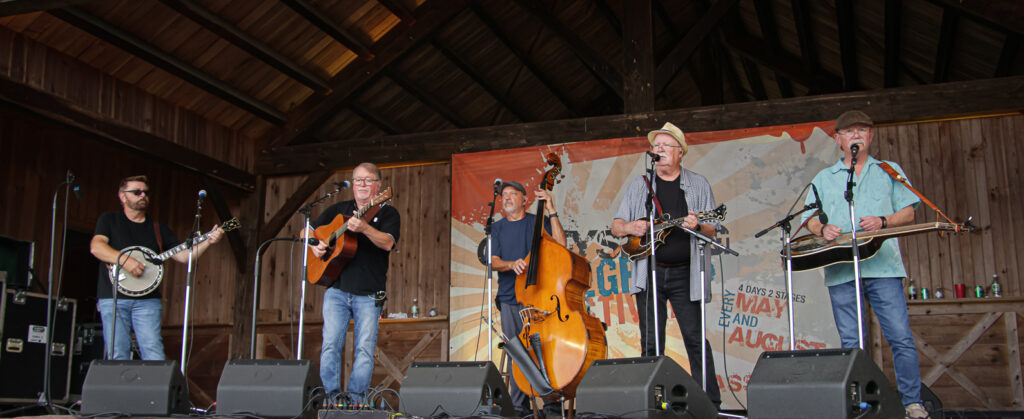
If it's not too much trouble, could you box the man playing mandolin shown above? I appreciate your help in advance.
[803,110,928,419]
[490,180,565,417]
[90,175,224,360]
[308,162,400,404]
[610,122,722,409]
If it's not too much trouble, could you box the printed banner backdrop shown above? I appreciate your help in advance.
[450,121,844,408]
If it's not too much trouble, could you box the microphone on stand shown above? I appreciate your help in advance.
[334,180,351,189]
[493,178,503,195]
[646,151,662,161]
[69,171,83,198]
[812,184,828,225]
[197,189,207,206]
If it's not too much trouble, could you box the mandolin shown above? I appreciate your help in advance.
[620,204,727,261]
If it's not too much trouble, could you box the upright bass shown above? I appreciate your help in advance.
[510,153,607,402]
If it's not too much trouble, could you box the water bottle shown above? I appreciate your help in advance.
[907,278,917,300]
[411,298,420,318]
[992,274,1002,298]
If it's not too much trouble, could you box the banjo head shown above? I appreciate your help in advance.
[111,246,164,296]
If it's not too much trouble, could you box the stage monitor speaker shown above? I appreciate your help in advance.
[747,348,903,419]
[80,360,189,416]
[575,356,717,419]
[400,361,514,417]
[216,359,317,419]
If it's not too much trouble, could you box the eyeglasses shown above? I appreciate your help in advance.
[123,189,150,196]
[837,127,870,136]
[353,178,380,185]
[651,143,681,150]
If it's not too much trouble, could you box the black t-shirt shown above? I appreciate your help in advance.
[655,175,690,265]
[94,211,180,299]
[312,200,401,295]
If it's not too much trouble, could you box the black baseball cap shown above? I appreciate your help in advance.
[500,181,526,195]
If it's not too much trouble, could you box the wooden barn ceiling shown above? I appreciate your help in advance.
[1,0,1022,176]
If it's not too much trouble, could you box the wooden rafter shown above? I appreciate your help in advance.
[350,103,404,135]
[378,0,416,25]
[0,74,256,191]
[995,33,1021,77]
[49,6,288,125]
[724,31,843,93]
[159,0,330,92]
[753,0,793,97]
[835,0,860,91]
[654,0,739,96]
[383,67,469,128]
[0,0,95,17]
[884,0,902,87]
[621,0,654,114]
[264,1,466,149]
[929,0,1024,37]
[514,0,624,98]
[933,6,959,83]
[741,58,767,100]
[593,0,621,38]
[470,3,580,117]
[280,0,375,60]
[256,75,1024,175]
[430,39,530,122]
[790,0,821,91]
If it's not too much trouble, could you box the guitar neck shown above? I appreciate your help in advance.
[154,229,217,261]
[837,222,958,242]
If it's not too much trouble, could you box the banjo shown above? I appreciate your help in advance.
[107,218,239,296]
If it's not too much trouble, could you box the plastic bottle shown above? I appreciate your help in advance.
[907,278,917,300]
[411,298,420,318]
[991,274,1002,298]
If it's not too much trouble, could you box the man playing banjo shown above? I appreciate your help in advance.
[90,175,223,360]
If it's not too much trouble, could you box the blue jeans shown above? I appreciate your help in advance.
[828,277,921,406]
[321,288,382,395]
[97,298,165,360]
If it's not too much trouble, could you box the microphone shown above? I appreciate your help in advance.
[334,180,351,189]
[197,189,207,206]
[68,171,82,199]
[850,144,860,156]
[493,178,503,195]
[812,184,828,225]
[646,150,662,161]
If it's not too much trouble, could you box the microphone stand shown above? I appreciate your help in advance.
[251,237,312,359]
[297,183,343,360]
[660,219,738,393]
[108,248,133,360]
[41,170,75,410]
[179,195,203,374]
[482,189,499,362]
[845,149,866,349]
[644,157,660,356]
[755,195,819,350]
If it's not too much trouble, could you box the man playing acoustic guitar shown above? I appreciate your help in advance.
[90,175,224,360]
[803,110,928,419]
[308,162,400,404]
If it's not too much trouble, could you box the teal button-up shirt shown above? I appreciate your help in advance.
[803,156,921,286]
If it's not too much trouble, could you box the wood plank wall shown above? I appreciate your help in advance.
[257,164,452,323]
[873,114,1022,298]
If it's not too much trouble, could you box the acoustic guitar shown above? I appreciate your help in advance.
[620,204,727,261]
[306,187,392,286]
[786,219,973,272]
[107,218,240,296]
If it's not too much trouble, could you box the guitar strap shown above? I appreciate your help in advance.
[152,218,164,252]
[641,175,665,216]
[877,162,956,224]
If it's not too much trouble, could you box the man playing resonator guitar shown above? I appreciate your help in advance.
[89,175,224,360]
[802,110,929,419]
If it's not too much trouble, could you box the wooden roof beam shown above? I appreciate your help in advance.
[790,0,821,92]
[255,75,1024,175]
[654,0,739,96]
[884,0,902,88]
[933,6,959,83]
[264,1,466,149]
[0,0,95,16]
[378,0,416,26]
[350,103,405,135]
[741,58,768,101]
[0,74,256,191]
[514,0,624,98]
[621,0,654,114]
[159,0,330,92]
[835,0,860,91]
[928,0,1023,36]
[430,39,531,122]
[753,0,793,97]
[594,0,622,38]
[723,31,844,93]
[469,4,580,117]
[50,6,288,125]
[383,67,470,128]
[280,0,375,60]
[995,33,1021,77]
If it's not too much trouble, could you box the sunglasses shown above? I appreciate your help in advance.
[123,189,150,196]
